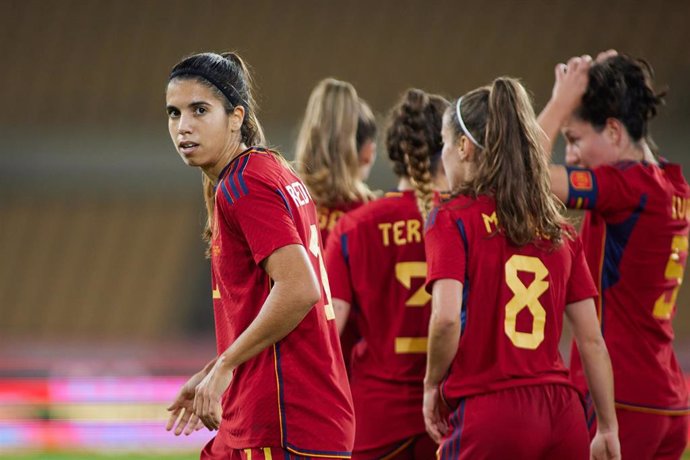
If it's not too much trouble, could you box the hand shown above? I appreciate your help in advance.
[423,383,449,444]
[590,430,620,460]
[595,49,618,63]
[549,54,593,115]
[193,358,234,430]
[166,372,206,436]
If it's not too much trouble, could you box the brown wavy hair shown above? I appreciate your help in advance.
[448,77,567,247]
[385,89,448,219]
[295,78,376,207]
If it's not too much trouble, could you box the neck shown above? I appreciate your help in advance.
[397,175,446,192]
[618,138,657,165]
[204,142,248,183]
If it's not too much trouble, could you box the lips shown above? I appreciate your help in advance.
[178,141,199,156]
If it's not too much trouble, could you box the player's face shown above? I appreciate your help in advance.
[561,116,618,168]
[441,112,464,189]
[166,79,235,170]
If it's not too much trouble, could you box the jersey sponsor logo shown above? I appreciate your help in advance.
[569,170,593,191]
[285,181,311,207]
[378,219,422,247]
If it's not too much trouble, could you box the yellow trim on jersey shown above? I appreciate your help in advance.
[380,437,414,460]
[395,337,428,353]
[244,449,252,460]
[285,446,352,459]
[597,227,606,322]
[384,192,404,198]
[263,447,273,460]
[615,402,690,415]
[273,344,284,445]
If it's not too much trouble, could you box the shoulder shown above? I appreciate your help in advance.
[217,148,293,207]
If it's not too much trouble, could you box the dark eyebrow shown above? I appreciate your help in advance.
[189,101,211,108]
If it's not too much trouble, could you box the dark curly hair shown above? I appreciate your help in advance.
[385,89,448,219]
[576,54,665,142]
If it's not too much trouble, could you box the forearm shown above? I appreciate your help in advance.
[578,339,617,432]
[424,315,460,387]
[537,99,570,160]
[333,298,351,335]
[216,281,316,372]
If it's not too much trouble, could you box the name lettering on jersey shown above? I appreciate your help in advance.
[482,212,499,234]
[672,196,690,221]
[285,181,311,208]
[319,208,344,231]
[379,219,422,247]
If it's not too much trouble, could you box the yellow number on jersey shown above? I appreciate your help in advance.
[504,255,549,350]
[308,224,335,320]
[653,235,688,319]
[393,261,430,353]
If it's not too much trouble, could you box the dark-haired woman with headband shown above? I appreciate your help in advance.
[164,52,354,460]
[325,89,448,459]
[423,77,619,459]
[539,52,689,459]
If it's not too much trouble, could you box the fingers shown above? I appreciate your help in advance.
[183,413,201,436]
[174,406,194,436]
[165,407,181,431]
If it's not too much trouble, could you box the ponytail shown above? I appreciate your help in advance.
[450,77,566,246]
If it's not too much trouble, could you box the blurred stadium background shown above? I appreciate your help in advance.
[1,0,689,457]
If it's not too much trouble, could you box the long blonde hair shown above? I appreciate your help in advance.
[449,77,567,246]
[295,78,376,207]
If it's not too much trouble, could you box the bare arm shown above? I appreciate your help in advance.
[193,244,322,429]
[217,244,321,368]
[565,298,620,459]
[423,279,463,443]
[333,298,351,335]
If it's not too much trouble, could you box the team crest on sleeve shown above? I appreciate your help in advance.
[569,170,593,191]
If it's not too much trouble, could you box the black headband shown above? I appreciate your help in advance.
[169,68,244,107]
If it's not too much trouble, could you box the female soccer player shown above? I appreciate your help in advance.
[295,78,377,371]
[295,78,377,243]
[325,89,448,459]
[423,77,620,459]
[163,52,354,460]
[539,52,690,459]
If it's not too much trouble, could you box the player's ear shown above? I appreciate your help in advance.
[603,117,625,147]
[229,105,245,132]
[458,136,474,162]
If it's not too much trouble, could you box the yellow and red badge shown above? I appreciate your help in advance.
[569,170,593,191]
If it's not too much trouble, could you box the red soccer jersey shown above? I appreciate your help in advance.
[565,161,690,415]
[318,201,363,244]
[318,201,364,372]
[210,148,354,457]
[424,195,598,402]
[325,191,432,451]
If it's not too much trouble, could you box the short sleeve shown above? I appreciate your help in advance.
[424,207,468,293]
[565,165,643,214]
[324,217,354,304]
[566,234,598,304]
[218,166,302,265]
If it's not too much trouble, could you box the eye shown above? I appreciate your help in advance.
[194,106,207,115]
[167,108,180,119]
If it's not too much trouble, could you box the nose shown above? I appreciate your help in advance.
[565,146,580,166]
[177,113,193,134]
